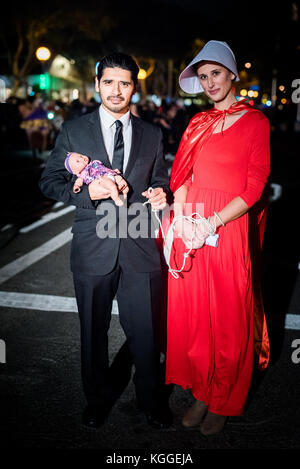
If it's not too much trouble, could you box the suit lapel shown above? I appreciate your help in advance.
[87,109,112,169]
[124,114,143,178]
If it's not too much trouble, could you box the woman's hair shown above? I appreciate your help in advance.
[96,53,139,88]
[193,61,237,81]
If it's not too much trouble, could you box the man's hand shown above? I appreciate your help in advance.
[88,179,112,200]
[142,187,167,210]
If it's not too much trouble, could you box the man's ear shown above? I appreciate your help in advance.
[95,77,99,92]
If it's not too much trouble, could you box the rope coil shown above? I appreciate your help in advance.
[143,188,224,278]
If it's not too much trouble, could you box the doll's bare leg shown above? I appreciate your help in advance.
[101,176,124,206]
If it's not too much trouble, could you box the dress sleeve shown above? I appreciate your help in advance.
[239,114,271,208]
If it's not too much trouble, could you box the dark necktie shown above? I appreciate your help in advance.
[112,120,124,172]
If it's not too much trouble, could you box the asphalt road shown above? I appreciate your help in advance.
[0,146,300,453]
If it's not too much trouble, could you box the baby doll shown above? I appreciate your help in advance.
[64,152,126,206]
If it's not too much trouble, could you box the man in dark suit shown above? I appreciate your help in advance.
[39,53,172,429]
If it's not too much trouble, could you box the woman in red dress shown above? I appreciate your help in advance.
[166,40,271,435]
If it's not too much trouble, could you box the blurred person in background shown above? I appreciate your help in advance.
[19,96,52,157]
[139,99,158,123]
[129,102,140,117]
[154,103,188,155]
[65,98,85,120]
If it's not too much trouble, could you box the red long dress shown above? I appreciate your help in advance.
[166,110,270,416]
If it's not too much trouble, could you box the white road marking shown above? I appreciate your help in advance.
[53,202,65,209]
[0,228,72,284]
[0,292,299,328]
[0,291,119,314]
[285,314,300,330]
[1,224,14,232]
[19,206,75,233]
[0,216,299,329]
[269,183,282,202]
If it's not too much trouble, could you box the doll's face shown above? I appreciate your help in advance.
[67,152,89,174]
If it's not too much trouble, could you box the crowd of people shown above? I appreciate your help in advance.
[2,91,296,164]
[2,94,205,158]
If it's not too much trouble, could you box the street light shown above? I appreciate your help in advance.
[137,60,155,99]
[36,46,51,61]
[138,68,147,80]
[35,47,51,95]
[138,68,148,99]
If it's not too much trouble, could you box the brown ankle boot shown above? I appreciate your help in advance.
[200,410,227,435]
[182,400,208,428]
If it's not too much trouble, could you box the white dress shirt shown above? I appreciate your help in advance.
[99,105,132,173]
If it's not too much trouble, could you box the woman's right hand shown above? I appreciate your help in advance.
[174,219,200,249]
[174,218,208,249]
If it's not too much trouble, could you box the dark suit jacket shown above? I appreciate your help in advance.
[39,109,171,275]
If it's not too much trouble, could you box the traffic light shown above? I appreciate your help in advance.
[39,74,50,90]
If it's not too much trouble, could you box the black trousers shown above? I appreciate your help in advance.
[73,247,163,411]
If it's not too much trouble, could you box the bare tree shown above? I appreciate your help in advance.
[61,9,115,100]
[1,5,115,97]
[10,14,60,95]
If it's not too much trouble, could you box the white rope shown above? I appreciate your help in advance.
[143,188,224,279]
[157,213,194,278]
[158,213,213,278]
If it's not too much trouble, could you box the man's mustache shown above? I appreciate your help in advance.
[108,96,125,101]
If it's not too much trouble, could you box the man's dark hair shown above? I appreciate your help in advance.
[97,53,139,87]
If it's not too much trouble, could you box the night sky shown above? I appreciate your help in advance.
[2,0,299,87]
[102,0,297,59]
[83,0,299,83]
